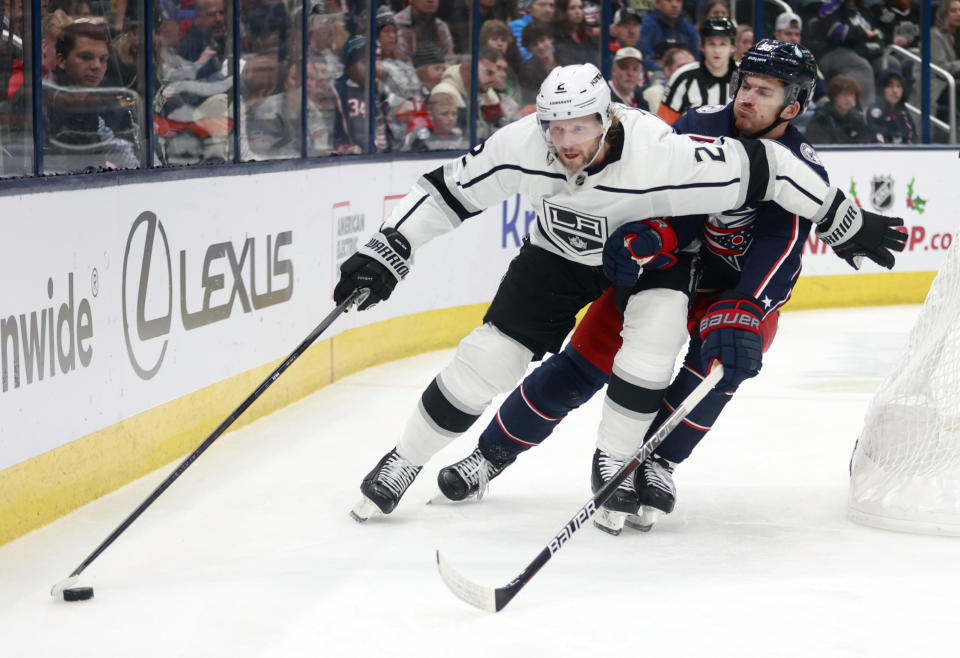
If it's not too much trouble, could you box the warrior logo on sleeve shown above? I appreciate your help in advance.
[541,201,607,257]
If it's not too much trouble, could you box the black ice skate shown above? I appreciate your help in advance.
[625,454,676,532]
[591,447,641,536]
[350,448,422,522]
[437,447,512,501]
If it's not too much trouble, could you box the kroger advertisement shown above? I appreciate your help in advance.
[0,148,955,471]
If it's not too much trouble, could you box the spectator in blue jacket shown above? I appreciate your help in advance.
[638,0,700,75]
[510,0,556,60]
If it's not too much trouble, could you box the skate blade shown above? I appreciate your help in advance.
[593,507,626,536]
[625,507,661,532]
[350,496,381,523]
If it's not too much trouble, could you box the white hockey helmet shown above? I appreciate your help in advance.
[536,64,612,154]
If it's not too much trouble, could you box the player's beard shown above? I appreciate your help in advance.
[557,138,602,171]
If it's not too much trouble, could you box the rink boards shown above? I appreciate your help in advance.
[0,148,955,545]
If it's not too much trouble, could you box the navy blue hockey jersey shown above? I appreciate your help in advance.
[673,103,829,317]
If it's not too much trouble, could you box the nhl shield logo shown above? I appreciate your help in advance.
[543,201,606,257]
[871,175,895,211]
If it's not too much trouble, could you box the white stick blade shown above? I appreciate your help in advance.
[435,550,496,612]
[50,576,79,597]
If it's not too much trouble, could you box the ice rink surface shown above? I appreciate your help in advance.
[3,304,959,658]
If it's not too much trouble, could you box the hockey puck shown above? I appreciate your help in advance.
[62,586,94,602]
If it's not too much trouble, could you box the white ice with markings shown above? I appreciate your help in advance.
[2,305,958,658]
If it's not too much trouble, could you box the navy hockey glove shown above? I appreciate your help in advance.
[602,218,678,287]
[699,294,764,392]
[333,227,412,311]
[814,188,907,270]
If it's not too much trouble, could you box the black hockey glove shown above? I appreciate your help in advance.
[814,188,907,270]
[699,294,764,392]
[602,218,678,287]
[333,227,412,311]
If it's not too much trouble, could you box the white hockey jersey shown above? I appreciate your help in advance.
[384,106,833,267]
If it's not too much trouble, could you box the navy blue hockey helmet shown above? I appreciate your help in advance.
[731,38,818,112]
[699,17,736,42]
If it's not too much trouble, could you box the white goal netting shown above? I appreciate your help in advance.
[848,234,960,536]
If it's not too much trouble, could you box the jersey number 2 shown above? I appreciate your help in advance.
[694,146,725,163]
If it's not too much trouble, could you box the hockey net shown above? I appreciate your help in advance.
[848,234,960,535]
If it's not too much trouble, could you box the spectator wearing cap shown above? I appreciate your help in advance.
[332,35,382,153]
[553,0,599,66]
[607,46,648,109]
[518,20,556,102]
[656,16,735,123]
[430,45,506,139]
[510,0,556,60]
[378,6,424,146]
[610,7,642,52]
[642,39,695,111]
[638,0,700,74]
[395,0,455,64]
[865,68,915,144]
[413,45,447,97]
[805,73,868,144]
[773,11,802,44]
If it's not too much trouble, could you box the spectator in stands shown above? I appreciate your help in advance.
[553,0,598,66]
[519,19,556,102]
[510,0,555,60]
[805,73,868,143]
[910,0,960,122]
[773,11,802,44]
[813,0,883,107]
[734,24,753,64]
[480,19,523,80]
[404,90,468,151]
[246,58,333,158]
[642,38,694,111]
[438,0,472,53]
[179,0,226,80]
[871,0,920,50]
[609,7,642,52]
[378,4,422,144]
[395,0,455,63]
[638,0,700,75]
[413,45,446,96]
[44,21,139,171]
[583,2,601,43]
[332,35,377,153]
[697,0,730,26]
[479,0,521,23]
[607,46,648,108]
[866,68,915,144]
[430,45,504,138]
[656,16,735,123]
[309,13,346,80]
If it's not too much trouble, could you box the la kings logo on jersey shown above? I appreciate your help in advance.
[543,200,606,256]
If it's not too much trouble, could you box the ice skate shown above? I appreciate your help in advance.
[625,454,676,531]
[437,447,511,501]
[350,448,422,522]
[590,448,640,536]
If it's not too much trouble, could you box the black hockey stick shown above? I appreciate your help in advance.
[436,364,723,612]
[51,288,368,598]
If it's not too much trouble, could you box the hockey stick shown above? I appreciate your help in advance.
[436,364,723,612]
[51,288,368,598]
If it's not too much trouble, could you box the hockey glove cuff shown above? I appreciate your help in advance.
[333,227,412,311]
[813,187,907,270]
[699,293,764,392]
[603,219,678,287]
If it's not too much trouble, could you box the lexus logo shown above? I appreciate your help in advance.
[122,211,173,380]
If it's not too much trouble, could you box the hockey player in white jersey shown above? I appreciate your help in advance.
[338,63,906,521]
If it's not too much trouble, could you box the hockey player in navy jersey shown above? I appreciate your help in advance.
[435,41,846,534]
[336,59,906,522]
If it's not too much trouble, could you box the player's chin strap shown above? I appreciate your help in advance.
[740,109,791,139]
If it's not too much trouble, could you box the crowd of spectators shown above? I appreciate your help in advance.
[1,0,960,177]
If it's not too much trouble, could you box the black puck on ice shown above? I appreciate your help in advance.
[63,586,94,602]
